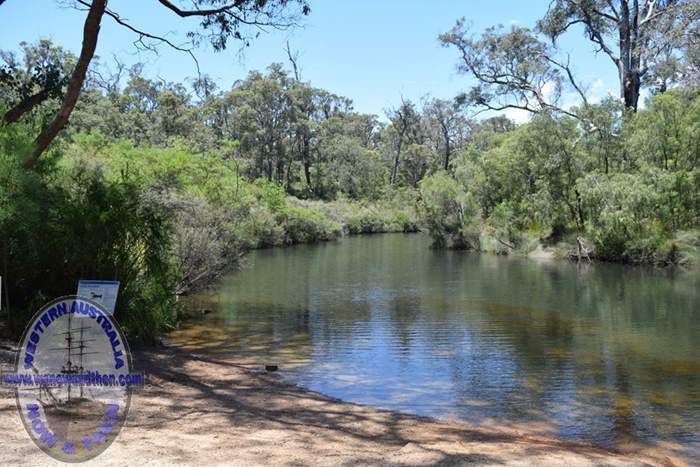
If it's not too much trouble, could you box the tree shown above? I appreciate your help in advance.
[228,65,290,183]
[440,23,588,119]
[400,143,434,187]
[538,0,700,110]
[386,99,422,184]
[286,81,350,194]
[422,97,470,171]
[441,2,700,115]
[418,171,478,249]
[1,0,310,169]
[20,0,107,169]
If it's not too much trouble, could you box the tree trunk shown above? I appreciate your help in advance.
[3,89,51,124]
[618,0,641,111]
[266,156,273,181]
[443,125,451,171]
[621,71,640,111]
[3,240,10,332]
[302,135,312,190]
[23,0,107,169]
[390,138,403,184]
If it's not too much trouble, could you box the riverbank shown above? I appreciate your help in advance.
[0,341,687,466]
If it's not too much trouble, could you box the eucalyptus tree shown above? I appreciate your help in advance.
[228,64,291,183]
[286,81,350,194]
[538,0,700,110]
[422,97,471,171]
[440,1,700,117]
[385,99,423,184]
[440,23,590,119]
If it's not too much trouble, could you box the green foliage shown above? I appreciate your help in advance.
[277,203,341,244]
[294,191,419,236]
[0,124,176,342]
[3,30,700,351]
[418,171,478,249]
[1,40,75,124]
[320,136,387,200]
[239,205,285,248]
[421,90,700,264]
[577,172,667,261]
[252,178,289,213]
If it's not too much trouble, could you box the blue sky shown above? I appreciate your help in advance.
[0,0,619,120]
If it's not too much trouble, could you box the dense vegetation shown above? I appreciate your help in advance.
[0,42,425,340]
[1,0,699,341]
[418,93,700,264]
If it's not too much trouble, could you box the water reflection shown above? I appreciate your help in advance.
[170,234,700,459]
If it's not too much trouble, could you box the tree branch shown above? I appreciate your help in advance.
[3,88,51,124]
[77,0,201,76]
[23,0,106,169]
[285,40,301,81]
[605,0,620,18]
[470,100,580,121]
[156,0,301,27]
[591,7,620,22]
[543,53,589,106]
[581,9,621,65]
[156,0,245,17]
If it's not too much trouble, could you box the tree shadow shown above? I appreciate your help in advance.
[121,344,664,466]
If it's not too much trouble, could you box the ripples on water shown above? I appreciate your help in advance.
[170,234,700,460]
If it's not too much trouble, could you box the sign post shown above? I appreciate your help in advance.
[76,280,120,315]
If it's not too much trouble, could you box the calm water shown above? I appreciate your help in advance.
[171,234,700,458]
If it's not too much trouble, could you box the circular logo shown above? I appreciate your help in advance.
[6,296,139,462]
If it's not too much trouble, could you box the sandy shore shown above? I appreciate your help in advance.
[0,342,687,466]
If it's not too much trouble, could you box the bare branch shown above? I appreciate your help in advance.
[76,0,201,77]
[605,0,620,18]
[157,0,304,28]
[639,0,670,26]
[543,53,589,106]
[285,40,301,81]
[591,7,620,22]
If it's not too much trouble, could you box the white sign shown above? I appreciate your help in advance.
[77,280,120,315]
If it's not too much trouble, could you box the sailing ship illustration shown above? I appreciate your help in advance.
[25,311,108,440]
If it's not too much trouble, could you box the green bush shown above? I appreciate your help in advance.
[277,204,341,244]
[345,207,386,234]
[577,172,669,261]
[418,171,479,248]
[239,204,285,248]
[0,130,177,342]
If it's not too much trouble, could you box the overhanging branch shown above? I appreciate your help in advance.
[76,0,201,76]
[24,0,107,169]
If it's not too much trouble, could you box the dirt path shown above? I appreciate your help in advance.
[0,343,686,466]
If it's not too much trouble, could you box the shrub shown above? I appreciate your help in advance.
[0,150,177,342]
[239,204,285,248]
[577,172,669,261]
[418,171,479,248]
[345,207,386,234]
[142,186,244,295]
[277,204,341,244]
